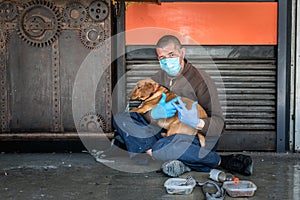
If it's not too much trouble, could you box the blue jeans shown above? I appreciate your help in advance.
[113,112,221,172]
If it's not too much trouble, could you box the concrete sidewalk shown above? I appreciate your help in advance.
[0,152,299,200]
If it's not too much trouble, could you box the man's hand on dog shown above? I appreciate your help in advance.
[172,97,201,128]
[151,93,179,119]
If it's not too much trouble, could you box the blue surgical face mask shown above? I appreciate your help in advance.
[159,57,181,76]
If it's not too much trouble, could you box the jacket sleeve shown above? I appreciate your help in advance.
[195,71,225,137]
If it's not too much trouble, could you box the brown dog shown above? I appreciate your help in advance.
[129,78,207,147]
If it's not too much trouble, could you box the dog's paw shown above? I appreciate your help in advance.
[161,132,167,137]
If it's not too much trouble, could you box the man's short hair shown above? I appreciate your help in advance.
[156,35,182,50]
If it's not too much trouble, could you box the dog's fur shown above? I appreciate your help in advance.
[129,78,207,147]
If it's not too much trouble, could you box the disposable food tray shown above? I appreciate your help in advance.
[164,178,196,195]
[223,180,257,197]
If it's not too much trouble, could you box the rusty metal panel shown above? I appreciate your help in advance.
[0,0,112,137]
[59,30,90,132]
[8,31,53,132]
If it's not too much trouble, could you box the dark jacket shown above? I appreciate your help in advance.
[151,60,225,137]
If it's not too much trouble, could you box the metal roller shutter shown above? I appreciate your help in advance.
[125,46,276,151]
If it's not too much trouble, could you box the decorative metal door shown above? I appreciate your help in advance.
[0,0,112,139]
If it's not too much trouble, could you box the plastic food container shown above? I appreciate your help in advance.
[223,180,257,197]
[164,178,196,195]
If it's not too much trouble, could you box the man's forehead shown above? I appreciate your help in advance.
[157,43,178,53]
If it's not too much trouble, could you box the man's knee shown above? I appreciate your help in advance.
[112,112,132,130]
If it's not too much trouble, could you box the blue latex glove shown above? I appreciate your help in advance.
[151,93,179,119]
[172,97,201,128]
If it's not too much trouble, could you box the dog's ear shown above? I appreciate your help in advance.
[129,80,148,100]
[143,82,155,92]
[146,79,160,90]
[143,80,160,96]
[136,81,154,100]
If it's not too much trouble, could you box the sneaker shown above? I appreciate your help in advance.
[235,154,253,176]
[161,160,191,177]
[220,154,253,176]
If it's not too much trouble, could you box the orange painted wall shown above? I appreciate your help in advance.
[125,2,277,45]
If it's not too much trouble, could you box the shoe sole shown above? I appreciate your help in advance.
[236,154,253,176]
[161,160,191,177]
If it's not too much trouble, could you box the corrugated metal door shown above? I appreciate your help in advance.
[126,45,276,151]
